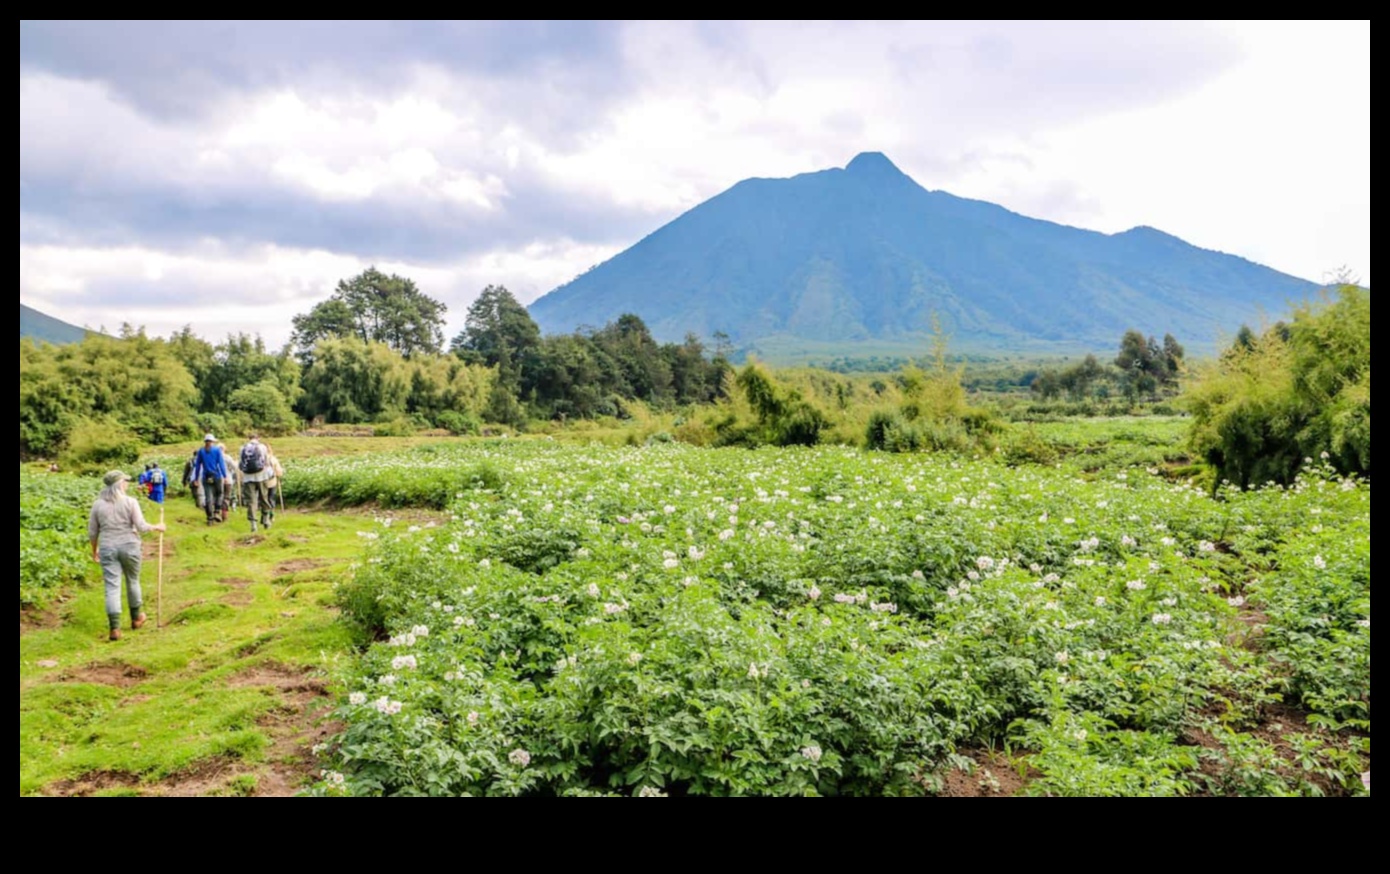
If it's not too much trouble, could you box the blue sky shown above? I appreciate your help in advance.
[20,20,1370,345]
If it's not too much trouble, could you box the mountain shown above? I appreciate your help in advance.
[21,303,91,345]
[528,152,1319,354]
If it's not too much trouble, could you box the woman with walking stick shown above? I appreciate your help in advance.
[87,470,166,641]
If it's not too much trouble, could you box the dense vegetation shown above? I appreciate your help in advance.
[302,441,1367,796]
[19,470,92,609]
[1186,286,1370,489]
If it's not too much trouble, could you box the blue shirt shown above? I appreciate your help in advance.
[145,467,167,503]
[192,446,227,481]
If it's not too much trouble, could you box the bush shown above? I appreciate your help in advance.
[1002,426,1059,466]
[372,417,419,438]
[59,419,142,474]
[435,410,481,436]
[20,470,94,608]
[227,380,300,436]
[1186,286,1369,488]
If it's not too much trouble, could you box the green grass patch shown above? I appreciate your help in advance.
[20,493,362,795]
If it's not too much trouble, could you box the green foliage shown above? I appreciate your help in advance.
[227,380,300,436]
[865,320,998,454]
[20,488,361,795]
[60,419,142,473]
[435,410,481,436]
[370,417,419,438]
[452,285,541,380]
[20,469,93,608]
[284,447,507,510]
[299,337,492,427]
[727,363,828,447]
[292,267,447,360]
[311,441,1368,797]
[20,331,199,457]
[1186,286,1369,488]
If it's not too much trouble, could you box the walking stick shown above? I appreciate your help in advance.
[157,503,165,630]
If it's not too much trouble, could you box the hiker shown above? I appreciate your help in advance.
[183,449,203,509]
[238,433,274,532]
[220,440,240,520]
[87,470,166,641]
[137,463,154,496]
[262,440,285,528]
[191,434,227,525]
[143,461,168,505]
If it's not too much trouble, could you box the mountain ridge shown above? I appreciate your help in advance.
[529,152,1317,352]
[20,303,91,345]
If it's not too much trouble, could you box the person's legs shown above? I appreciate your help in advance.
[117,544,144,626]
[100,546,123,632]
[263,485,275,527]
[244,479,259,528]
[203,475,222,522]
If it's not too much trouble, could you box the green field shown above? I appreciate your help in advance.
[19,420,1370,796]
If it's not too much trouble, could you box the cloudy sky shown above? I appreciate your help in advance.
[20,20,1370,346]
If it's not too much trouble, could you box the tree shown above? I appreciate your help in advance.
[292,268,446,360]
[591,314,672,403]
[227,380,300,435]
[20,330,198,456]
[452,286,541,369]
[202,333,302,413]
[299,337,410,424]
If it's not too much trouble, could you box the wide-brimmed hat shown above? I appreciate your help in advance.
[203,433,217,442]
[103,470,130,487]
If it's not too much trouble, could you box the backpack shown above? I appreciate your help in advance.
[239,442,265,474]
[149,468,166,487]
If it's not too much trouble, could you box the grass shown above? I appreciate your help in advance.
[19,490,368,796]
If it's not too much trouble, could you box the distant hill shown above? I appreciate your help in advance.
[21,303,90,345]
[529,152,1319,354]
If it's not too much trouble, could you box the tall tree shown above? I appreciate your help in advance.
[292,268,446,360]
[451,285,541,372]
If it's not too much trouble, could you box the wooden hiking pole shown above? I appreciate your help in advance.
[157,503,165,630]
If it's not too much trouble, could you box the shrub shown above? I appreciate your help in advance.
[435,410,481,436]
[59,419,141,473]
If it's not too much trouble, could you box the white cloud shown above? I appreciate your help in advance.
[19,237,618,346]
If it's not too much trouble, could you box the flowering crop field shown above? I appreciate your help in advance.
[306,443,1369,796]
[20,469,95,609]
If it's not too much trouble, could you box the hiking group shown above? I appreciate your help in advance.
[183,433,284,530]
[89,434,286,643]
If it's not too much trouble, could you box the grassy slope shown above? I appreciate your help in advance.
[19,492,367,796]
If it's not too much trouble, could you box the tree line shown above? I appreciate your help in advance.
[1029,331,1186,402]
[20,268,730,467]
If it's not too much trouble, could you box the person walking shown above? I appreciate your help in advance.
[263,441,285,527]
[192,434,227,525]
[238,433,273,532]
[183,449,203,509]
[145,461,168,505]
[220,440,239,521]
[87,470,166,641]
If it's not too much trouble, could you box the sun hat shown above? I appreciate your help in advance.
[103,470,131,487]
[203,433,217,442]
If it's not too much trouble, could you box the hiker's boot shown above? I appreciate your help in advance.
[132,613,147,630]
[250,520,258,533]
[108,628,122,642]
